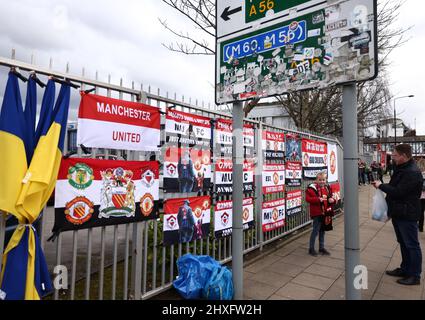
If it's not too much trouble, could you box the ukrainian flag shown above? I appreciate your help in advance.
[0,74,70,300]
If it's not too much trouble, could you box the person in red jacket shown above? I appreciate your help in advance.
[306,171,335,256]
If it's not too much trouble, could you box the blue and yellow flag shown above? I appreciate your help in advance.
[0,76,70,300]
[34,79,55,148]
[0,72,28,218]
[23,77,37,163]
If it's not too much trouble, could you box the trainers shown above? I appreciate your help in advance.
[319,248,330,255]
[308,249,318,256]
[385,268,407,278]
[396,276,420,286]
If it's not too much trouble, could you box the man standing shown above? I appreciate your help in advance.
[372,144,423,285]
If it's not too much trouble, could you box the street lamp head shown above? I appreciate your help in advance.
[408,95,414,98]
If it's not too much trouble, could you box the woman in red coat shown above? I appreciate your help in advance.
[306,172,335,256]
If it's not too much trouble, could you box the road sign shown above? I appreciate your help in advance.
[215,0,378,105]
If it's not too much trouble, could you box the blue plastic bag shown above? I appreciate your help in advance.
[203,265,234,300]
[173,254,221,299]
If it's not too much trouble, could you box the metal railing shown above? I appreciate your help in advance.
[0,53,343,300]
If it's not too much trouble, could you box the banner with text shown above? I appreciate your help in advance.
[77,92,160,151]
[285,161,302,187]
[286,190,302,216]
[262,198,286,232]
[164,109,212,192]
[262,130,285,161]
[214,198,255,238]
[262,164,285,194]
[214,159,254,194]
[214,118,255,158]
[302,139,328,179]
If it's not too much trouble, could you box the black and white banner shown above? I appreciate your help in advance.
[214,118,255,158]
[214,159,254,194]
[214,198,255,238]
[285,162,302,187]
[262,131,284,161]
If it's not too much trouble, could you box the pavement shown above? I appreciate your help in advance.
[242,182,425,300]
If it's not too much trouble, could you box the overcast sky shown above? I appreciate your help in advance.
[0,0,423,133]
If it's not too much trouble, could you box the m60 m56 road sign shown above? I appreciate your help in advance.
[215,0,378,105]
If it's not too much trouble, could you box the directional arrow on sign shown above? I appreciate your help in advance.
[221,6,242,21]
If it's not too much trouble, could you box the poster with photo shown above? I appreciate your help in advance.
[214,198,255,238]
[286,190,302,216]
[285,134,302,162]
[302,139,328,179]
[53,158,159,233]
[262,164,285,194]
[163,196,211,245]
[262,131,285,161]
[330,182,342,212]
[214,159,255,194]
[262,198,286,232]
[164,109,212,192]
[285,162,302,187]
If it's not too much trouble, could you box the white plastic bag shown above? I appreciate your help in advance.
[372,189,388,222]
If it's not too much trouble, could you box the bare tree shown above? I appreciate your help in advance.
[160,0,409,135]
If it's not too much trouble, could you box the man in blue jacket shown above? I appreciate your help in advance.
[372,144,423,285]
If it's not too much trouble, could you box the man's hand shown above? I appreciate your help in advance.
[372,181,381,189]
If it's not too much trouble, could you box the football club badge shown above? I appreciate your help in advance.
[243,208,250,222]
[140,193,154,217]
[141,169,155,188]
[166,215,177,229]
[273,172,279,185]
[65,196,94,225]
[166,163,177,177]
[67,163,94,190]
[99,167,136,219]
[272,208,279,222]
[221,212,229,226]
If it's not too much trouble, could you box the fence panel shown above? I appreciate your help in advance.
[0,55,343,300]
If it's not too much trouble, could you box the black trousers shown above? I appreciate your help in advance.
[420,199,425,231]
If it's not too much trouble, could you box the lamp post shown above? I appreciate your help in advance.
[393,95,414,147]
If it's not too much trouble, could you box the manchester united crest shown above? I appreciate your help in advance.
[140,193,154,217]
[65,196,94,225]
[243,208,250,222]
[67,163,94,190]
[99,167,136,219]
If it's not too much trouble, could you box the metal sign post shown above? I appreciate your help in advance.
[232,101,244,300]
[342,83,361,300]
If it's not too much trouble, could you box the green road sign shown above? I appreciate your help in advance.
[215,0,378,105]
[245,0,308,23]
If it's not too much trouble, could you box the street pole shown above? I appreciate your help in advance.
[232,101,244,300]
[342,84,361,300]
[394,100,397,147]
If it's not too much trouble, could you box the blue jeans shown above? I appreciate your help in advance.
[309,216,325,251]
[392,218,422,278]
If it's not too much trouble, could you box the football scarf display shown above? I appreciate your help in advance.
[285,162,302,187]
[262,199,286,232]
[302,139,328,179]
[214,159,254,194]
[163,196,211,245]
[164,109,212,193]
[286,190,302,216]
[77,92,160,151]
[53,158,159,233]
[214,198,254,238]
[262,131,284,161]
[262,164,285,194]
